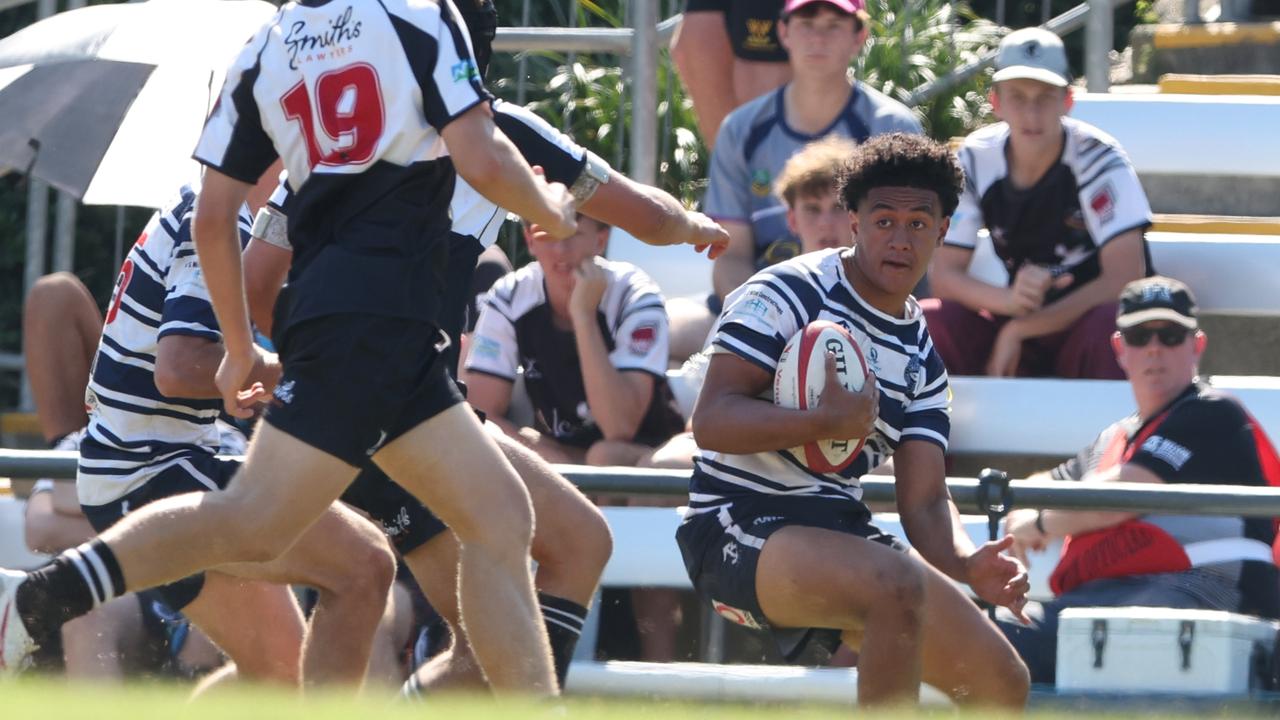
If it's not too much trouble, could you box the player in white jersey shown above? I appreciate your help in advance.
[241,2,724,693]
[677,134,1032,706]
[0,0,572,694]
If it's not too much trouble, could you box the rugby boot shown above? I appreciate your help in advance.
[0,569,36,675]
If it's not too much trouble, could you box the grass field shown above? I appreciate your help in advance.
[10,679,1272,720]
[0,679,1043,720]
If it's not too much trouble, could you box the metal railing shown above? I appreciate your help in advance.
[5,449,1280,518]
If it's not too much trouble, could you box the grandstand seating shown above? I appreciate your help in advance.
[1070,93,1280,179]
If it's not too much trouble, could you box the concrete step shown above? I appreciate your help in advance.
[1131,22,1280,81]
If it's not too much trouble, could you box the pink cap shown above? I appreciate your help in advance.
[783,0,866,15]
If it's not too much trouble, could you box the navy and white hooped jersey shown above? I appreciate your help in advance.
[946,117,1153,300]
[194,0,488,329]
[78,185,253,507]
[265,98,595,253]
[703,84,922,269]
[687,249,950,514]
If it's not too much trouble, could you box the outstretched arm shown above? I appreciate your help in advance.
[578,170,728,258]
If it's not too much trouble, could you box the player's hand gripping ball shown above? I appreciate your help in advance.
[773,320,872,472]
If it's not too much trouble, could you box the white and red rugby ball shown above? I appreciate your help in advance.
[773,320,871,473]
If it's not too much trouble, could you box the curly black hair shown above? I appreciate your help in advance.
[837,133,965,218]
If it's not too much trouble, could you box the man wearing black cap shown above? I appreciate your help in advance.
[1000,275,1280,684]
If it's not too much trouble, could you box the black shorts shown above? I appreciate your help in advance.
[675,494,906,662]
[342,466,449,555]
[82,455,241,611]
[438,232,484,378]
[685,0,788,62]
[265,313,463,468]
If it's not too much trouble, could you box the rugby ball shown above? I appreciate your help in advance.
[773,320,871,473]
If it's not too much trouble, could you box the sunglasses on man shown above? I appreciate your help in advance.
[1120,324,1192,348]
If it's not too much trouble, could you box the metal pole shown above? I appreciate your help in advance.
[52,193,77,273]
[52,0,87,276]
[1085,0,1113,92]
[18,0,57,412]
[1184,0,1201,23]
[629,0,658,186]
[516,0,531,106]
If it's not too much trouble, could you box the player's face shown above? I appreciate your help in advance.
[779,7,867,77]
[528,215,609,289]
[848,186,948,312]
[1113,320,1204,399]
[788,189,854,254]
[991,79,1072,150]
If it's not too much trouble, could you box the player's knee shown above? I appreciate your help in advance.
[536,495,612,577]
[869,558,926,616]
[26,272,80,307]
[347,539,396,607]
[970,647,1031,707]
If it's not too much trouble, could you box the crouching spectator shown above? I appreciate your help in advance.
[998,276,1280,684]
[463,215,685,466]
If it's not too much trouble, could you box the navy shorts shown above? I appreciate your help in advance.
[675,494,907,662]
[265,313,463,468]
[342,466,448,555]
[83,454,240,611]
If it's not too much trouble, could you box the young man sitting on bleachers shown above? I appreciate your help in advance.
[922,28,1151,379]
[463,216,686,467]
[1000,275,1280,684]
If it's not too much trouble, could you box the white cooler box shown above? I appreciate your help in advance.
[1057,607,1280,695]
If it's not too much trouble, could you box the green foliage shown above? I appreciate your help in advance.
[858,0,1004,139]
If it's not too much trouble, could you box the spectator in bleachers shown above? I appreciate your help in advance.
[463,217,686,662]
[464,215,685,467]
[671,0,790,150]
[20,273,224,682]
[922,28,1151,379]
[705,0,922,308]
[1000,276,1280,684]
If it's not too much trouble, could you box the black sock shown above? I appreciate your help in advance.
[539,592,588,689]
[16,539,126,644]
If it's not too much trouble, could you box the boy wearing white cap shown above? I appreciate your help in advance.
[923,28,1153,380]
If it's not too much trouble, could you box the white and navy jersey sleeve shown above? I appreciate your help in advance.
[1065,118,1153,246]
[194,24,280,184]
[601,262,669,378]
[710,262,817,374]
[159,207,253,344]
[898,324,950,451]
[465,273,524,382]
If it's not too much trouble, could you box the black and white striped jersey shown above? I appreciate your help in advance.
[946,117,1152,299]
[78,184,252,506]
[194,0,487,330]
[687,249,950,513]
